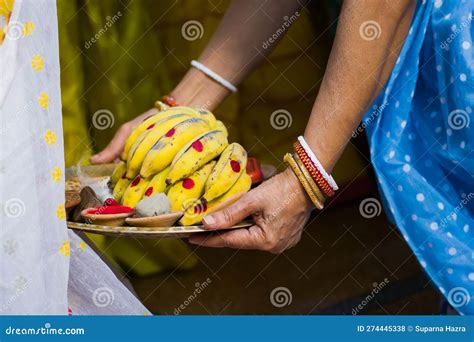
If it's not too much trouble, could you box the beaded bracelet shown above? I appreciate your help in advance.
[293,153,327,204]
[283,153,324,210]
[293,142,335,198]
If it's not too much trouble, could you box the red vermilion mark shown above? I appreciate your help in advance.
[146,123,155,130]
[191,140,204,152]
[144,187,154,197]
[182,178,195,189]
[131,177,141,187]
[87,206,134,215]
[165,128,176,137]
[230,160,241,173]
[121,171,127,179]
[194,202,208,214]
[104,198,120,206]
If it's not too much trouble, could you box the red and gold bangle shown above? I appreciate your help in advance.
[293,142,335,197]
[283,153,324,210]
[292,153,327,204]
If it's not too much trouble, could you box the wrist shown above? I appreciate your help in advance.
[282,167,313,210]
[170,68,230,111]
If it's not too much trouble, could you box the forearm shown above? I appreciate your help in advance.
[304,0,415,172]
[171,0,304,109]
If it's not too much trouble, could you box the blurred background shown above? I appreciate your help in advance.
[58,0,442,314]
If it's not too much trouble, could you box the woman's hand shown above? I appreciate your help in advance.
[189,168,313,254]
[90,107,159,164]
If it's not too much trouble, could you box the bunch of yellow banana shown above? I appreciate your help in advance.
[111,105,251,225]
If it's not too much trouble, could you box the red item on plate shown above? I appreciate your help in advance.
[246,157,263,185]
[86,206,134,215]
[104,198,120,206]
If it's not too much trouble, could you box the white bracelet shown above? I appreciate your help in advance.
[298,136,339,191]
[191,60,237,93]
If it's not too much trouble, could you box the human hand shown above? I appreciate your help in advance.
[189,168,313,254]
[90,107,159,164]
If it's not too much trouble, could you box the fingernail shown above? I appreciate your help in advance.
[202,215,215,226]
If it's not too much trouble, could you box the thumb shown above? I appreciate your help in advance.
[203,193,258,230]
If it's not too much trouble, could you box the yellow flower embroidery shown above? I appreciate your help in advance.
[44,130,56,145]
[38,92,49,109]
[0,0,14,18]
[56,203,66,220]
[79,241,86,251]
[51,166,62,183]
[22,22,35,36]
[31,55,44,72]
[59,241,70,257]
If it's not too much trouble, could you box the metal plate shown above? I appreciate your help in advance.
[66,220,253,238]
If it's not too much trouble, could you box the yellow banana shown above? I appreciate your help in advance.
[122,106,200,161]
[142,166,171,199]
[166,130,228,185]
[167,161,215,213]
[195,108,217,128]
[140,117,211,178]
[202,143,247,202]
[113,176,131,203]
[122,175,151,208]
[110,161,127,186]
[126,114,194,179]
[214,120,228,137]
[179,172,252,226]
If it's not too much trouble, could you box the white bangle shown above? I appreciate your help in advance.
[297,136,339,191]
[191,60,237,93]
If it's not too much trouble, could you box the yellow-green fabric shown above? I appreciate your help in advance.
[57,0,366,276]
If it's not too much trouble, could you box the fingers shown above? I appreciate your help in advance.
[90,125,129,164]
[202,193,258,230]
[189,225,265,249]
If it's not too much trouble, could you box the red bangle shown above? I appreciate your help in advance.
[293,142,335,197]
[162,95,178,107]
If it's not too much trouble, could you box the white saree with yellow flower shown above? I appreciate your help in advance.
[0,0,148,315]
